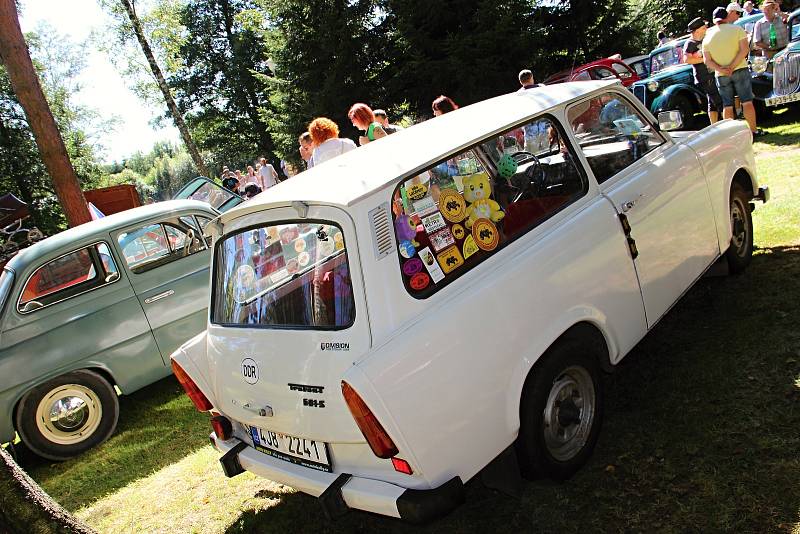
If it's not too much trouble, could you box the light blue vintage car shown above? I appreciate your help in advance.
[0,199,225,460]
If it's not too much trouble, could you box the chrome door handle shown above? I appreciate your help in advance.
[144,290,174,304]
[621,200,636,212]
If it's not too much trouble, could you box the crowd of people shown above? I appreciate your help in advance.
[681,1,791,137]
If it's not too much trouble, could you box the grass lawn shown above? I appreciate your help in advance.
[18,108,800,533]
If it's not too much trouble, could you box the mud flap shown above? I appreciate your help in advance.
[480,444,524,498]
[319,473,352,520]
[219,441,248,478]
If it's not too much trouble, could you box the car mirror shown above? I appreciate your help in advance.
[20,300,43,313]
[658,110,683,131]
[105,272,120,283]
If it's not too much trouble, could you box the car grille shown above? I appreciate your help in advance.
[773,53,800,97]
[633,85,647,106]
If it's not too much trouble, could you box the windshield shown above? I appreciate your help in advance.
[212,221,355,329]
[0,268,14,316]
[791,14,800,40]
[649,46,684,75]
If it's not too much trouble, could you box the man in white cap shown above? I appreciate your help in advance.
[726,2,745,22]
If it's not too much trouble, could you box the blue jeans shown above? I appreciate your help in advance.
[716,68,754,107]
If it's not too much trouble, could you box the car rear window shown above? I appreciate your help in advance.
[212,221,355,329]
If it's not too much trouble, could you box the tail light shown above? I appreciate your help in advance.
[172,360,213,411]
[211,414,233,441]
[341,381,398,458]
[391,457,413,475]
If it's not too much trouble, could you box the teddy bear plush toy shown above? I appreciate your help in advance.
[462,172,504,228]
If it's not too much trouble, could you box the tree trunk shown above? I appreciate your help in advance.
[0,446,96,533]
[0,0,91,228]
[120,0,210,179]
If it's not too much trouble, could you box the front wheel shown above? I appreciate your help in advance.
[673,95,694,130]
[725,184,753,274]
[516,339,604,480]
[16,370,119,461]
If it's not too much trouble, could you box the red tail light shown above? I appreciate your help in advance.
[172,360,213,411]
[341,381,398,458]
[211,414,233,441]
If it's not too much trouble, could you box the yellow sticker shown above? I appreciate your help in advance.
[463,235,479,259]
[436,245,464,274]
[472,218,499,251]
[438,189,467,223]
[407,183,428,201]
[451,223,466,241]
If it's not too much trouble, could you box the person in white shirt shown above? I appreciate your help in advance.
[307,117,356,167]
[257,157,279,190]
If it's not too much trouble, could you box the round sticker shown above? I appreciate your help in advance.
[399,240,416,259]
[407,183,428,200]
[451,223,466,240]
[319,239,335,256]
[241,358,259,385]
[298,251,310,267]
[438,189,467,223]
[402,258,423,276]
[472,218,499,251]
[409,272,430,291]
[294,238,307,253]
[286,257,299,274]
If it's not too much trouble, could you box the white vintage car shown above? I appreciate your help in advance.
[171,80,768,523]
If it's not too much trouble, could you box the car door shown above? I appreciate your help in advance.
[566,91,720,328]
[113,211,212,364]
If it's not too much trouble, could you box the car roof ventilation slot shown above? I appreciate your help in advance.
[369,203,394,260]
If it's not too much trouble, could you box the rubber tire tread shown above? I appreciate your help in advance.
[725,184,753,274]
[516,337,604,481]
[16,370,119,461]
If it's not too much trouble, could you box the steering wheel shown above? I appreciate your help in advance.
[508,152,544,203]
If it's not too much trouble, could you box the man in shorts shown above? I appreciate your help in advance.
[703,6,763,136]
[684,17,723,124]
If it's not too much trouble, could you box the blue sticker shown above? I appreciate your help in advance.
[250,426,260,445]
[399,240,416,259]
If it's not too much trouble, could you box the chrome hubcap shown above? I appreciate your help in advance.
[35,385,102,445]
[542,366,595,461]
[730,198,748,256]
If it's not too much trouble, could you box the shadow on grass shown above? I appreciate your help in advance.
[18,375,210,511]
[222,247,800,533]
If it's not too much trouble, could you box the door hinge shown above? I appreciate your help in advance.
[618,214,638,260]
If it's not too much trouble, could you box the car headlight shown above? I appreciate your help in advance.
[751,56,768,74]
[647,80,659,92]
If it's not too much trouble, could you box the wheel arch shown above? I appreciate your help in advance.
[731,167,755,198]
[655,84,704,114]
[506,320,612,434]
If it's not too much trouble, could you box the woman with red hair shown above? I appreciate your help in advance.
[348,103,387,145]
[432,95,458,116]
[307,117,356,168]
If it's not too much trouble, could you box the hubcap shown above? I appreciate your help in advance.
[35,385,102,445]
[730,197,749,256]
[542,366,596,461]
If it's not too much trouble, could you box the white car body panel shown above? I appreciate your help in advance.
[171,80,762,520]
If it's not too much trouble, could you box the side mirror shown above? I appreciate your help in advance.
[658,110,683,131]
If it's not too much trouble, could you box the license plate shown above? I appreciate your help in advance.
[246,425,332,473]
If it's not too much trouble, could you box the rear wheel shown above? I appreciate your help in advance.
[16,370,119,461]
[725,184,753,274]
[516,338,604,480]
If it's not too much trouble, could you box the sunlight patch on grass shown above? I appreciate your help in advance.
[75,445,293,533]
[752,150,800,248]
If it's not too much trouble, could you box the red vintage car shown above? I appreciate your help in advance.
[544,56,640,87]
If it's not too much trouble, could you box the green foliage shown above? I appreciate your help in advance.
[100,141,198,201]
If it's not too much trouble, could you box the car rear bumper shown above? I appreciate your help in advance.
[211,434,465,523]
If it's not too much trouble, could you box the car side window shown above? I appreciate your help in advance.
[18,242,119,313]
[573,70,591,81]
[610,62,632,79]
[391,115,587,298]
[118,220,203,273]
[592,66,617,80]
[196,215,214,245]
[566,92,665,184]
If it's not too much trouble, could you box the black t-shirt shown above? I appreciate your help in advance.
[684,39,712,84]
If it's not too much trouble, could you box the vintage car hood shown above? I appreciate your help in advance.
[632,64,692,88]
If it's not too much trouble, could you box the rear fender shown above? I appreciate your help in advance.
[170,331,216,410]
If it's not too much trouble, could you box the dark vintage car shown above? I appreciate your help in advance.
[765,8,800,107]
[630,13,771,127]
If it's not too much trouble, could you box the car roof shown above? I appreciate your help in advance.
[624,55,649,64]
[5,199,215,272]
[220,80,618,223]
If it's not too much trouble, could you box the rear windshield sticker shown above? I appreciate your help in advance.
[422,212,446,235]
[437,245,464,274]
[407,182,428,200]
[399,240,416,259]
[473,218,499,251]
[403,258,424,276]
[438,189,467,223]
[419,246,445,283]
[451,223,466,241]
[430,227,456,252]
[294,238,306,253]
[395,215,419,247]
[463,234,479,259]
[297,251,310,267]
[410,272,430,290]
[412,196,437,217]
